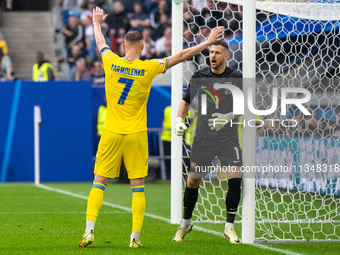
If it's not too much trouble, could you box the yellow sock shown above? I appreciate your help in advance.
[131,184,145,233]
[86,180,106,222]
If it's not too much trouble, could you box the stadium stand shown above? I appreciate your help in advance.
[0,0,185,84]
[0,11,59,80]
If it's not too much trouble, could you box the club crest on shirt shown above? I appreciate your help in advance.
[190,162,197,169]
[224,82,232,94]
[156,59,165,65]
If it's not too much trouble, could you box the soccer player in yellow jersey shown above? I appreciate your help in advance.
[78,6,224,248]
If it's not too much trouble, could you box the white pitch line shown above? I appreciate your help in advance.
[192,226,301,255]
[36,184,302,255]
[36,184,170,223]
[253,244,301,255]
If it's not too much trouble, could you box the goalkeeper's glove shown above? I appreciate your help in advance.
[208,112,234,131]
[175,117,187,136]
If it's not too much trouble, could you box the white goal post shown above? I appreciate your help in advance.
[171,0,340,244]
[171,0,184,225]
[240,0,256,244]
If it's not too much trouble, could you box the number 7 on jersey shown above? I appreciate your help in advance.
[117,77,135,105]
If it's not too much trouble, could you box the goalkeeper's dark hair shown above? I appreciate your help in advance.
[212,40,229,51]
[124,31,144,44]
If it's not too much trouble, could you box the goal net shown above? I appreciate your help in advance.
[172,0,340,242]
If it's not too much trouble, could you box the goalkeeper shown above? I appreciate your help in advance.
[78,6,224,249]
[173,40,242,244]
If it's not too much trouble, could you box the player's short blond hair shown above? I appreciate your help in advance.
[124,31,144,45]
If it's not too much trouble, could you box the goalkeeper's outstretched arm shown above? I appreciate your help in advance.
[167,26,224,69]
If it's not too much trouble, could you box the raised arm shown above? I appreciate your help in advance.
[92,7,109,52]
[167,26,224,69]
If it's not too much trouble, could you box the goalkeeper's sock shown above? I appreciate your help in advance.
[225,178,242,223]
[227,212,236,224]
[181,218,192,228]
[183,185,199,220]
[85,180,106,233]
[225,222,234,231]
[131,184,145,234]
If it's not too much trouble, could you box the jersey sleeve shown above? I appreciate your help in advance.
[183,71,198,103]
[183,83,198,104]
[100,47,119,66]
[146,58,169,78]
[182,84,191,103]
[182,81,197,104]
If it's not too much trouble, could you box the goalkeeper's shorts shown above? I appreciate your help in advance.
[94,129,148,179]
[189,138,242,173]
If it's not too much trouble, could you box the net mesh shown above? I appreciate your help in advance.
[179,0,340,241]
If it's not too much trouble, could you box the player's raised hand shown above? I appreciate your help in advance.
[206,26,225,44]
[92,6,108,25]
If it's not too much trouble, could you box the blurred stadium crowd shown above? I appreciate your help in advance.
[0,0,244,84]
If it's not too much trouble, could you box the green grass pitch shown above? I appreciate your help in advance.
[1,181,340,255]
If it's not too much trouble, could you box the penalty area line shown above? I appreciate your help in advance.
[36,184,302,255]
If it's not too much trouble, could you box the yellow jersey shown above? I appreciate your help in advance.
[101,47,168,134]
